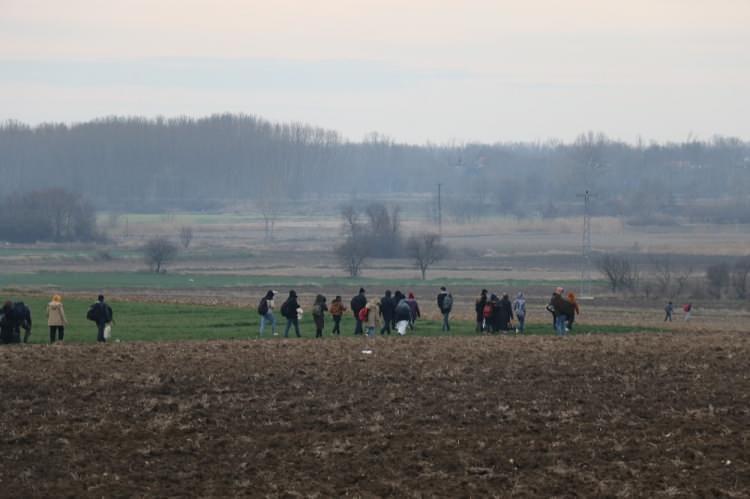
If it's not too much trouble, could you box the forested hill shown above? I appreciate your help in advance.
[1,114,749,221]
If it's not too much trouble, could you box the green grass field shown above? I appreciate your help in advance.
[5,296,658,345]
[0,271,596,292]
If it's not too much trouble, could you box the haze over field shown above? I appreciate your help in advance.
[2,0,750,143]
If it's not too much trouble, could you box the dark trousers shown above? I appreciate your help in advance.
[284,318,300,338]
[354,318,363,335]
[97,323,106,342]
[380,318,392,335]
[49,326,65,343]
[332,316,342,335]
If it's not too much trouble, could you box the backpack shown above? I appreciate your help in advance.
[312,303,323,317]
[483,303,493,318]
[86,304,98,322]
[280,300,291,318]
[257,298,269,316]
[442,294,453,312]
[13,302,31,330]
[358,306,369,322]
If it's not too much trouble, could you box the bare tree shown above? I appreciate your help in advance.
[256,196,281,241]
[651,255,673,297]
[179,226,194,249]
[406,233,447,280]
[143,236,179,273]
[673,265,694,299]
[596,254,636,292]
[706,262,730,299]
[335,237,369,277]
[732,256,750,299]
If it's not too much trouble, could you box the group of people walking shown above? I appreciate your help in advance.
[0,294,114,345]
[257,287,425,338]
[474,290,528,334]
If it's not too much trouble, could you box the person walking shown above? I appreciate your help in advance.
[379,290,395,335]
[312,294,328,338]
[498,293,514,333]
[394,296,412,335]
[257,290,277,337]
[512,292,526,334]
[683,303,692,321]
[0,301,21,344]
[437,287,453,332]
[664,301,673,322]
[567,292,580,331]
[488,294,501,333]
[475,289,488,332]
[46,295,68,344]
[281,290,302,338]
[406,292,421,330]
[329,296,346,335]
[87,295,113,343]
[550,287,574,336]
[350,288,367,335]
[364,298,380,337]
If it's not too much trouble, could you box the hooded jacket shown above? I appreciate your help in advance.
[47,300,67,326]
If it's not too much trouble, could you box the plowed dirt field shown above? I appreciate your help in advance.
[1,332,749,497]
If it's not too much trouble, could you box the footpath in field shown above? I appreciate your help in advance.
[1,332,748,497]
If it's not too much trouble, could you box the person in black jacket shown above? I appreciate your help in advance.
[497,293,514,333]
[475,289,488,332]
[350,288,367,335]
[89,295,113,343]
[281,290,302,338]
[282,290,302,338]
[379,290,394,335]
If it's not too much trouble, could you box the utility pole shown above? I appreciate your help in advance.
[437,183,442,235]
[577,190,593,297]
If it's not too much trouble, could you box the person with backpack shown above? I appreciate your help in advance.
[329,296,346,336]
[406,292,421,330]
[664,301,674,322]
[0,300,26,344]
[46,294,68,344]
[363,297,380,337]
[350,288,367,335]
[550,287,574,336]
[281,290,302,338]
[379,290,395,335]
[475,289,488,332]
[437,287,453,332]
[512,292,526,334]
[498,293,514,333]
[312,294,328,338]
[394,296,412,335]
[87,295,113,343]
[257,290,277,337]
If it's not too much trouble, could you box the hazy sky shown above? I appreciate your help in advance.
[1,0,749,143]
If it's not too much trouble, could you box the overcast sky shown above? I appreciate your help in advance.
[1,0,749,144]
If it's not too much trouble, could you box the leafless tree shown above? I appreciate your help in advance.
[143,236,179,273]
[179,226,194,249]
[406,233,447,280]
[335,237,369,277]
[673,265,694,299]
[256,196,281,241]
[596,254,636,292]
[651,255,673,297]
[732,256,750,299]
[706,262,730,299]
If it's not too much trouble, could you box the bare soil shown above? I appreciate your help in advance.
[2,332,749,497]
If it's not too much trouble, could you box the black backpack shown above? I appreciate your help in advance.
[86,303,99,322]
[257,298,269,316]
[280,300,292,318]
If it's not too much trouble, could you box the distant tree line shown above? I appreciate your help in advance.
[1,115,749,222]
[0,188,97,243]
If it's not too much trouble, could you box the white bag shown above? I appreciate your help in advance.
[103,323,112,340]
